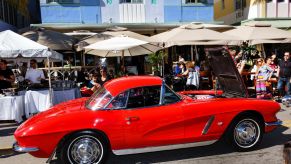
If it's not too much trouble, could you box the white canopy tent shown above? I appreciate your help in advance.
[0,30,62,60]
[0,30,63,106]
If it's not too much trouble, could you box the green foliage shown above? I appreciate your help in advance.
[148,51,166,71]
[240,43,256,55]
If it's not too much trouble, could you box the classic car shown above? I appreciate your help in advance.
[13,48,282,164]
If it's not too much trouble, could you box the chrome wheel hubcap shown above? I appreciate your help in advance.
[234,119,260,148]
[68,136,103,164]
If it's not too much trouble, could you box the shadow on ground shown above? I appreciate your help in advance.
[2,120,290,164]
[45,126,291,164]
[0,127,17,137]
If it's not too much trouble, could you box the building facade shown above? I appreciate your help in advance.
[214,0,291,27]
[39,0,214,28]
[0,0,41,31]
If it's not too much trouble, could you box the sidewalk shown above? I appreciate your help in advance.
[0,122,18,157]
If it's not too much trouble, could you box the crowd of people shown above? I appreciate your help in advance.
[1,48,291,100]
[80,66,113,96]
[227,48,291,99]
[171,49,291,100]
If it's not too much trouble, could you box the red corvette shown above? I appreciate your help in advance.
[13,49,281,164]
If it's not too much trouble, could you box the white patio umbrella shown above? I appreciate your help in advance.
[85,35,161,57]
[151,23,235,48]
[84,35,161,70]
[22,28,78,51]
[103,26,153,42]
[150,23,237,74]
[76,26,153,52]
[75,33,112,52]
[223,24,291,45]
[0,30,63,106]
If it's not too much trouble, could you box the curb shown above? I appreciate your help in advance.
[0,147,14,156]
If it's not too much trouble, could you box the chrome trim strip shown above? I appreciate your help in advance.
[46,147,56,163]
[202,115,215,135]
[265,120,282,126]
[13,142,39,152]
[112,140,217,155]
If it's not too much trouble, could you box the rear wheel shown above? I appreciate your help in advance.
[57,131,108,164]
[226,115,263,151]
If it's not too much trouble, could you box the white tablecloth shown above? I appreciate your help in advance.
[23,90,51,118]
[0,96,24,123]
[19,88,81,118]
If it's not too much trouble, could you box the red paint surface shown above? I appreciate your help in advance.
[14,76,281,158]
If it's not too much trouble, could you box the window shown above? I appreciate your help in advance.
[107,0,112,4]
[86,88,112,111]
[234,0,246,10]
[151,0,157,4]
[221,0,225,10]
[47,0,80,4]
[163,85,181,105]
[185,0,207,4]
[107,91,128,109]
[119,0,143,4]
[127,86,161,109]
[186,0,196,3]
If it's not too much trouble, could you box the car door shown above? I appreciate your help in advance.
[122,85,185,149]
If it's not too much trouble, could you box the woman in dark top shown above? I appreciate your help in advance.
[97,66,112,86]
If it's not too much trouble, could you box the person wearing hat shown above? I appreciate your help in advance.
[0,59,15,91]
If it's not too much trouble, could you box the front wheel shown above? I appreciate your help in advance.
[227,116,263,151]
[58,132,108,164]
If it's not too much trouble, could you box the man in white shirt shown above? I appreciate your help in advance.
[25,59,45,84]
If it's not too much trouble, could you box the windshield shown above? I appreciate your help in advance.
[86,87,113,110]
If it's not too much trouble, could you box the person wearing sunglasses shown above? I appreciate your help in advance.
[25,59,45,84]
[277,52,291,97]
[255,58,274,99]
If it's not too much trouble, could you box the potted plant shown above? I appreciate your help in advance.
[147,51,166,76]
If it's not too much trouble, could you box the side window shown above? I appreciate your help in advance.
[127,86,161,109]
[164,85,180,104]
[107,91,128,109]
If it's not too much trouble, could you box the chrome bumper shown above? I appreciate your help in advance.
[13,142,39,152]
[265,120,282,126]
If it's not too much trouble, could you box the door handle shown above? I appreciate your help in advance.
[125,116,140,122]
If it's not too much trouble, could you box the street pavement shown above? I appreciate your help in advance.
[0,104,290,164]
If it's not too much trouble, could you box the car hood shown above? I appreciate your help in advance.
[16,97,88,131]
[206,47,248,98]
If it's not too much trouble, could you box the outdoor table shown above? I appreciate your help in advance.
[0,95,24,123]
[19,88,81,118]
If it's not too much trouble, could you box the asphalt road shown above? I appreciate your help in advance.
[0,104,290,164]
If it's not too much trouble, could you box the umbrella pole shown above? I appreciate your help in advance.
[74,51,77,66]
[82,51,86,66]
[262,44,266,59]
[195,45,199,62]
[162,50,165,77]
[47,55,53,107]
[191,45,194,61]
[122,50,125,74]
